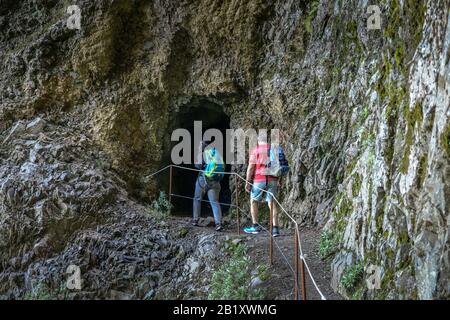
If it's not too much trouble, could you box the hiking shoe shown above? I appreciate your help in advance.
[215,224,223,232]
[191,219,199,227]
[272,226,280,237]
[243,225,261,234]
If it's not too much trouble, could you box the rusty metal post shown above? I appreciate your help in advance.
[168,166,173,215]
[296,227,307,301]
[269,200,273,265]
[300,256,307,300]
[235,175,240,235]
[294,228,299,300]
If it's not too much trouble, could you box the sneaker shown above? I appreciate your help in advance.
[243,225,261,234]
[215,224,223,232]
[272,226,280,237]
[191,219,199,227]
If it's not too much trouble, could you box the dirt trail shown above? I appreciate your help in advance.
[170,217,341,300]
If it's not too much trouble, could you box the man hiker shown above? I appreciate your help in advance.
[243,132,289,237]
[191,140,225,231]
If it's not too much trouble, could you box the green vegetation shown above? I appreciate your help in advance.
[376,213,384,234]
[440,123,450,157]
[352,174,362,197]
[24,283,53,300]
[383,0,426,68]
[319,230,339,259]
[343,20,362,57]
[404,0,427,48]
[24,282,67,300]
[340,261,364,293]
[304,0,320,35]
[361,105,369,125]
[374,268,395,300]
[400,102,423,174]
[375,0,427,171]
[208,242,269,300]
[417,154,428,187]
[351,286,365,300]
[333,192,353,236]
[147,191,172,222]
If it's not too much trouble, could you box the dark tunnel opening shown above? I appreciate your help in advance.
[162,99,232,218]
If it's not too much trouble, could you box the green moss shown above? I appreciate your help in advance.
[385,83,406,123]
[304,0,320,35]
[417,154,428,187]
[208,243,268,300]
[362,129,376,150]
[363,248,378,266]
[351,286,365,300]
[24,281,68,300]
[352,174,362,197]
[383,0,401,38]
[341,261,364,293]
[393,43,408,76]
[376,213,384,233]
[345,158,358,177]
[374,268,394,299]
[146,191,172,222]
[385,247,395,261]
[343,20,362,57]
[361,106,369,123]
[397,230,410,245]
[404,0,427,48]
[335,194,353,233]
[376,0,427,172]
[398,254,412,270]
[440,123,450,157]
[382,0,427,71]
[319,230,339,259]
[400,102,423,174]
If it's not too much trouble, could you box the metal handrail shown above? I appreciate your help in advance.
[146,164,327,300]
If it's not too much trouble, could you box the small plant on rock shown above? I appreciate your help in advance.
[147,191,172,222]
[208,243,268,300]
[319,230,339,259]
[24,281,68,300]
[340,261,364,293]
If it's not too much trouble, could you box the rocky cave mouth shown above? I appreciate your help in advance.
[162,99,232,217]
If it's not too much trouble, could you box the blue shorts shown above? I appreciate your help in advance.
[251,180,278,203]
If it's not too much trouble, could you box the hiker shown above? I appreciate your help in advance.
[191,140,225,231]
[243,132,289,237]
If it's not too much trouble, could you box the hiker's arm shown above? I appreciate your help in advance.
[246,163,255,181]
[246,163,255,192]
[195,142,203,170]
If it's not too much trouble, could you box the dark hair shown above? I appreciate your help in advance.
[202,140,212,151]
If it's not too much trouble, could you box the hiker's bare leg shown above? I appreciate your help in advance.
[250,199,259,224]
[268,200,279,226]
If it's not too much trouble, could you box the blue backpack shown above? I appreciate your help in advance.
[203,147,225,181]
[263,145,289,177]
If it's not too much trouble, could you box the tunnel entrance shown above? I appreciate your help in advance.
[163,99,231,218]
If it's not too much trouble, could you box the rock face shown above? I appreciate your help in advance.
[0,0,449,299]
[0,116,228,299]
